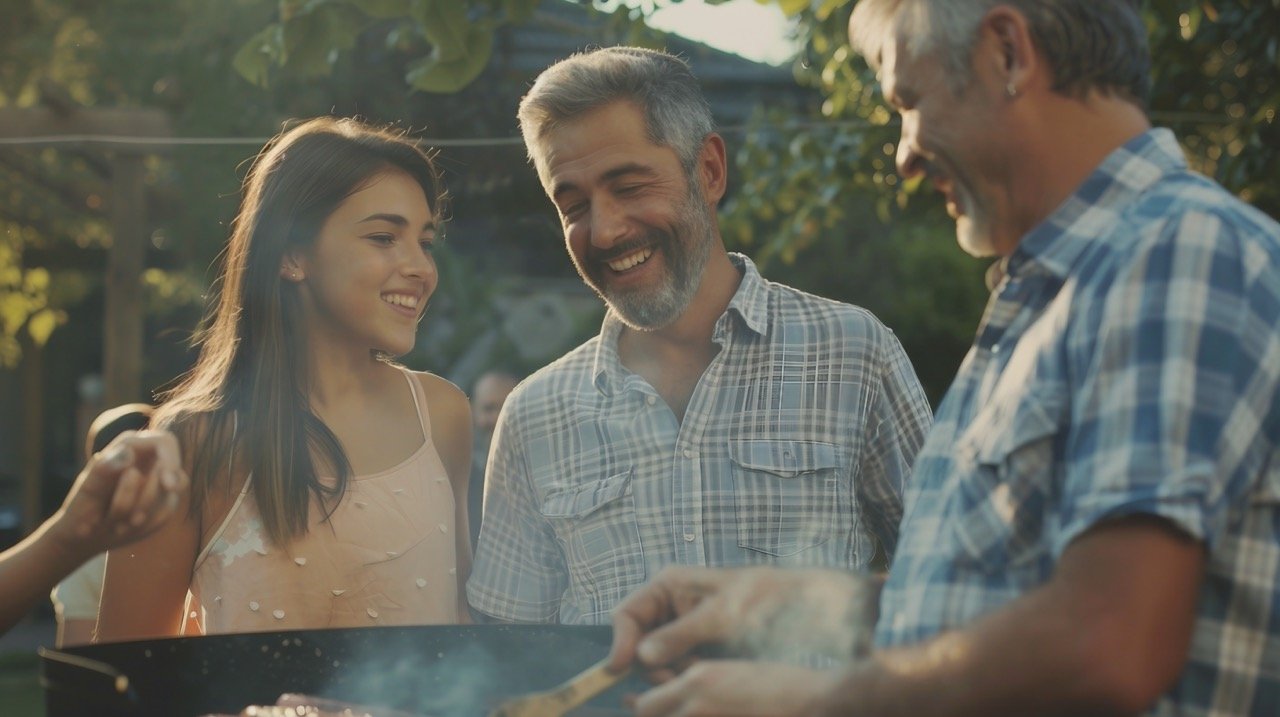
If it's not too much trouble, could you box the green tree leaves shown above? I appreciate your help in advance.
[406,1,495,92]
[235,0,543,93]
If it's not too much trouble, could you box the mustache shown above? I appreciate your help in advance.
[587,234,662,264]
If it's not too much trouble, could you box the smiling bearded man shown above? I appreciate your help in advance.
[466,46,934,626]
[574,171,714,331]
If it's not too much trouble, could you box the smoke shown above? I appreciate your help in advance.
[309,640,498,715]
[297,629,626,717]
[722,569,880,666]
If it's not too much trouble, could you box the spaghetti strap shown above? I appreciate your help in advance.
[191,415,253,571]
[399,367,433,441]
[192,478,253,570]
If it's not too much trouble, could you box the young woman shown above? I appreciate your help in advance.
[96,117,472,640]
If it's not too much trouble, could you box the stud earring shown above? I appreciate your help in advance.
[1006,82,1018,98]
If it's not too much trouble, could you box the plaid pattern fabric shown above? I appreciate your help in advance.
[877,129,1280,715]
[468,254,933,624]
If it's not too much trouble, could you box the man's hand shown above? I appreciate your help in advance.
[609,566,875,674]
[630,661,842,717]
[50,430,188,560]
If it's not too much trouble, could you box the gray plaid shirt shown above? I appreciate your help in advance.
[468,254,932,624]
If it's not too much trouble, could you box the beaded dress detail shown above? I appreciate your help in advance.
[189,369,457,633]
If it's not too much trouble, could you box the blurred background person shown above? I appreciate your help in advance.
[468,369,521,550]
[50,402,153,646]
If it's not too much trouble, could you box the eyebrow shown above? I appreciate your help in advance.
[551,163,659,202]
[356,213,436,232]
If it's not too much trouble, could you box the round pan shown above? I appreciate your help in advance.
[42,624,636,717]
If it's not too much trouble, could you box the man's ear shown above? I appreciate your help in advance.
[698,132,728,205]
[979,5,1039,98]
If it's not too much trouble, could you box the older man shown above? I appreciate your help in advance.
[467,47,932,625]
[607,2,1280,716]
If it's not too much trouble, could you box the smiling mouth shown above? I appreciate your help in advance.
[605,247,654,273]
[382,293,420,310]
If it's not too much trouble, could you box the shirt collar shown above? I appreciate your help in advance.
[724,252,770,336]
[1007,128,1186,281]
[590,252,769,395]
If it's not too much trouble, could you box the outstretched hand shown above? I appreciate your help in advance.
[51,429,188,559]
[607,567,878,717]
[608,566,874,675]
[0,429,188,638]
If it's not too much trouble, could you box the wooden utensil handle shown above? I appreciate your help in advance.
[551,658,628,713]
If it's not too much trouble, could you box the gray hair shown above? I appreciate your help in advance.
[517,46,716,185]
[849,0,1150,106]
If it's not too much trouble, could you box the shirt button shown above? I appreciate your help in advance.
[683,533,695,542]
[645,395,657,406]
[682,449,697,459]
[991,344,1001,354]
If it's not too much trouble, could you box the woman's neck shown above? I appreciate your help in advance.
[303,338,391,413]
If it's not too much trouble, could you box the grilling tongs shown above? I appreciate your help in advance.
[488,658,630,717]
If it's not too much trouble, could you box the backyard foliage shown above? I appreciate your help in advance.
[1,0,1276,402]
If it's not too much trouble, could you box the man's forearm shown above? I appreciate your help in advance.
[814,519,1202,717]
[815,587,1129,717]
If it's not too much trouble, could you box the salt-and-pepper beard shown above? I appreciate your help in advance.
[578,179,715,331]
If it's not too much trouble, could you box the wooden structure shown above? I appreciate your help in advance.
[0,94,170,532]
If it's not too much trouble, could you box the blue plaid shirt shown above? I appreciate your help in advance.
[877,129,1280,715]
[469,254,933,624]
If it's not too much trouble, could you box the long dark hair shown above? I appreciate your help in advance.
[155,116,446,547]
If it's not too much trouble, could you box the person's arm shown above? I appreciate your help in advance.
[814,515,1203,717]
[614,517,1202,717]
[856,328,932,562]
[96,431,201,642]
[0,431,187,637]
[418,372,474,624]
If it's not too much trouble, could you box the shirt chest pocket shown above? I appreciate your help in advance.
[539,469,646,616]
[730,439,843,558]
[951,392,1063,573]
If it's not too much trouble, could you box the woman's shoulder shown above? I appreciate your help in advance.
[402,369,471,481]
[403,369,470,423]
[404,369,463,402]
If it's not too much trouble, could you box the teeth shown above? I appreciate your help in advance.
[607,248,653,272]
[382,294,418,308]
